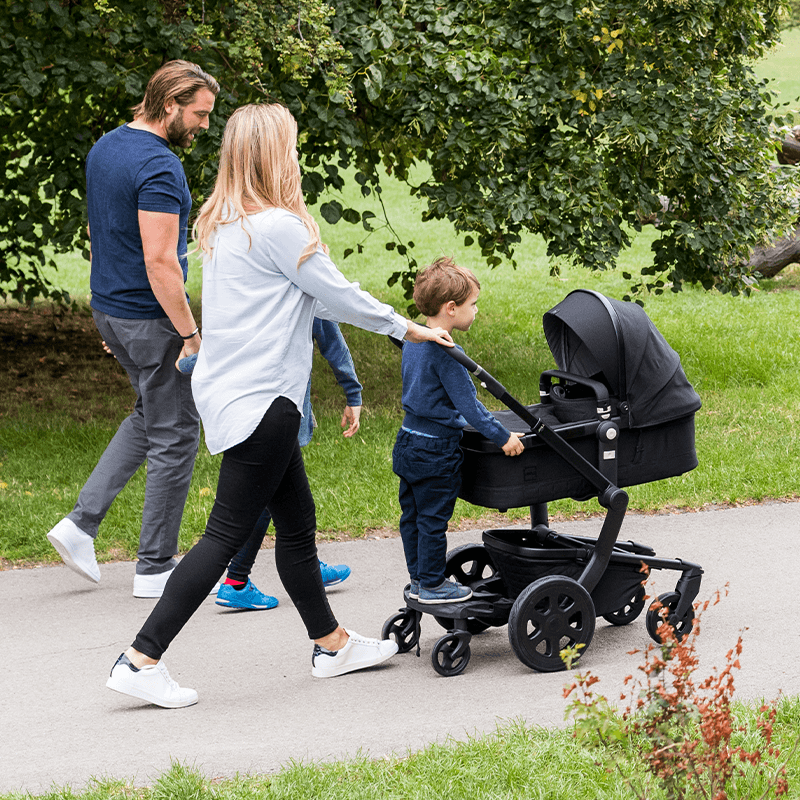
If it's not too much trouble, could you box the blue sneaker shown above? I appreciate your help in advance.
[408,579,419,599]
[418,579,473,605]
[215,579,278,611]
[319,560,350,587]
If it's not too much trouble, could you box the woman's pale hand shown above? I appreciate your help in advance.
[404,321,454,346]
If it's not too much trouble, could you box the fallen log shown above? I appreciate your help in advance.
[747,224,800,278]
[778,135,800,165]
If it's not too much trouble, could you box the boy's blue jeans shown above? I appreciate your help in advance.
[392,428,464,589]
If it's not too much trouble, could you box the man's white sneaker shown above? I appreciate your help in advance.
[311,629,399,678]
[106,653,198,708]
[133,568,220,599]
[46,518,100,584]
[133,569,174,598]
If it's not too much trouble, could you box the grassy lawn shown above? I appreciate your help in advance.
[755,25,800,123]
[3,184,799,563]
[1,700,799,799]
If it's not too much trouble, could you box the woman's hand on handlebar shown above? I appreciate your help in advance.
[404,321,454,346]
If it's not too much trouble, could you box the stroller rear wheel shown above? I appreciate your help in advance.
[433,544,504,634]
[442,543,497,586]
[508,576,596,672]
[382,610,420,654]
[645,591,695,643]
[431,633,471,677]
[602,585,646,626]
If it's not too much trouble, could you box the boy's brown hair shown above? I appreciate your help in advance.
[413,257,480,317]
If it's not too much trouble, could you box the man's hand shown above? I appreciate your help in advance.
[174,334,201,372]
[502,432,525,456]
[341,405,362,438]
[101,340,115,357]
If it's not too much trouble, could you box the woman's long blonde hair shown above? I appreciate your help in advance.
[193,103,326,265]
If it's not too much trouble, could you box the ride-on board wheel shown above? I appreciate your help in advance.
[508,576,596,672]
[433,544,502,634]
[382,610,419,654]
[645,591,695,643]
[431,633,471,677]
[602,584,646,626]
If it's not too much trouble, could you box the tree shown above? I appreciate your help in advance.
[1,0,797,306]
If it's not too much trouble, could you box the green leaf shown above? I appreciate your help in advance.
[320,200,343,224]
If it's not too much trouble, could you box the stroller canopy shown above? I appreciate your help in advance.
[542,290,701,428]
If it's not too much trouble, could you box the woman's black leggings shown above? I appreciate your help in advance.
[132,397,339,659]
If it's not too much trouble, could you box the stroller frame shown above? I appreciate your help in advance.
[382,342,703,677]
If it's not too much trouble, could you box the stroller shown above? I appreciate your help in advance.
[382,289,704,677]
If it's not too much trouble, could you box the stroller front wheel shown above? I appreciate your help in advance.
[508,576,596,672]
[431,633,471,677]
[645,591,695,643]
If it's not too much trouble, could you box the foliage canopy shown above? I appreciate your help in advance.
[1,0,797,305]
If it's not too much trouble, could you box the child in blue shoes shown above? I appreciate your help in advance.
[215,318,358,610]
[393,258,525,604]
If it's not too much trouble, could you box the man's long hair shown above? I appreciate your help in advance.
[132,60,219,122]
[193,103,325,265]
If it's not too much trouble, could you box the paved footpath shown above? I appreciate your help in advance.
[1,501,798,795]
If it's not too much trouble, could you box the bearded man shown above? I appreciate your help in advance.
[47,60,219,598]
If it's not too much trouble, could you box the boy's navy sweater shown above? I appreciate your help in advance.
[400,341,511,448]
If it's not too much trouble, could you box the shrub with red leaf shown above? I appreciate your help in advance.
[563,586,796,799]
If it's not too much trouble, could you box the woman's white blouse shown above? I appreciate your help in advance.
[191,208,408,454]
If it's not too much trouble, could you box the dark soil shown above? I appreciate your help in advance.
[0,305,134,423]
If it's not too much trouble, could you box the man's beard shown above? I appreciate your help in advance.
[165,113,195,148]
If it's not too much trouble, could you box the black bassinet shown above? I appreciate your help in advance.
[459,290,702,510]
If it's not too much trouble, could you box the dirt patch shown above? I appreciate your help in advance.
[0,305,134,423]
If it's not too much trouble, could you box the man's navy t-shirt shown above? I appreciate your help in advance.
[86,124,192,319]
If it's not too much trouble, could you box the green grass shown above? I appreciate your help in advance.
[755,25,800,122]
[3,181,799,562]
[2,701,799,799]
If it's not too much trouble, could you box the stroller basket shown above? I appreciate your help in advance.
[483,528,650,618]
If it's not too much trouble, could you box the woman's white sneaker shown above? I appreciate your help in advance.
[106,653,198,708]
[311,629,399,678]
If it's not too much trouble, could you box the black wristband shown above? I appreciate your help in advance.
[180,327,199,340]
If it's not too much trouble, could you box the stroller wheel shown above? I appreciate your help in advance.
[382,610,420,654]
[602,585,646,626]
[508,576,595,672]
[431,633,471,677]
[645,592,695,643]
[432,544,504,635]
[443,543,497,587]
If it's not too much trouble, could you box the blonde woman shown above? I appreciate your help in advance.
[106,103,454,708]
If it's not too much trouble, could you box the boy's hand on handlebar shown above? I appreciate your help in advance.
[405,321,454,346]
[502,432,525,456]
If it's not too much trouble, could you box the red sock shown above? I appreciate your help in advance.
[224,577,247,590]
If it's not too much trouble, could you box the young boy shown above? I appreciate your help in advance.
[393,257,525,604]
